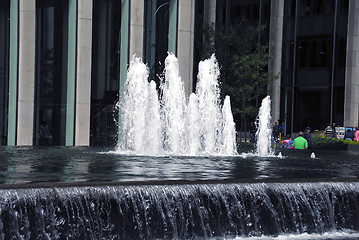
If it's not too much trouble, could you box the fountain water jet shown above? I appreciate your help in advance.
[118,53,237,156]
[255,95,273,157]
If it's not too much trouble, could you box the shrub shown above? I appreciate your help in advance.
[312,136,359,148]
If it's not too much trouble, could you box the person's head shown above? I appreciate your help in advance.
[305,127,311,132]
[347,129,352,132]
[286,134,291,140]
[298,131,304,137]
[356,126,359,130]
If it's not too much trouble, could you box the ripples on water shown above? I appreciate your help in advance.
[0,146,358,184]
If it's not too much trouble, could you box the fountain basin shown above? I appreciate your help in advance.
[1,146,359,239]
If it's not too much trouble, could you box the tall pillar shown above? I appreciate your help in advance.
[344,0,359,127]
[203,0,216,26]
[168,0,177,54]
[75,0,93,146]
[17,0,36,145]
[177,0,195,96]
[66,0,77,146]
[268,0,284,123]
[8,0,19,146]
[118,0,129,141]
[129,1,144,58]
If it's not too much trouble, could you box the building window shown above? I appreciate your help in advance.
[298,37,331,68]
[144,0,170,83]
[0,0,9,145]
[301,0,334,16]
[34,0,69,145]
[90,0,121,146]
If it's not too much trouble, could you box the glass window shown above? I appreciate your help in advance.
[298,37,331,68]
[0,0,9,145]
[144,0,169,83]
[301,0,334,16]
[34,0,69,145]
[90,0,121,146]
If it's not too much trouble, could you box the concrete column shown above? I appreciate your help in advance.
[8,0,19,146]
[168,0,177,54]
[75,0,93,146]
[129,1,144,58]
[177,0,195,96]
[344,0,359,127]
[66,0,77,146]
[203,0,216,26]
[118,0,129,141]
[268,0,284,123]
[17,0,36,145]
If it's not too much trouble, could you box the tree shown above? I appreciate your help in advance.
[204,23,277,137]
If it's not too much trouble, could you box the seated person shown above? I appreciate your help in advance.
[293,132,308,149]
[278,135,294,149]
[344,129,354,141]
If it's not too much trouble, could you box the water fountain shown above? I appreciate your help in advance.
[118,53,237,156]
[1,55,359,239]
[255,95,273,157]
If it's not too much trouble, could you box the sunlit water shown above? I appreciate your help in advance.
[0,146,358,184]
[1,146,359,239]
[255,95,273,157]
[118,54,237,156]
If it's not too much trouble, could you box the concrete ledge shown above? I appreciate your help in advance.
[1,178,359,190]
[348,144,359,153]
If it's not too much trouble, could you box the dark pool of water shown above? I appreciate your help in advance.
[0,146,358,185]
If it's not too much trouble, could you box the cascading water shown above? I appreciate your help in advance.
[255,96,273,157]
[118,53,237,156]
[2,182,359,239]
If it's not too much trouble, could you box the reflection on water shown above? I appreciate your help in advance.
[0,146,358,184]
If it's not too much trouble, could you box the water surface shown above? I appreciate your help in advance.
[0,146,358,185]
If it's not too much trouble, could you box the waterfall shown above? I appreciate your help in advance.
[1,182,359,239]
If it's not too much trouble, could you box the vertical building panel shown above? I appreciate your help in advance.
[66,0,77,146]
[8,0,18,145]
[118,0,129,140]
[177,0,195,96]
[268,0,284,124]
[168,0,177,54]
[75,0,92,146]
[16,0,35,145]
[344,0,359,127]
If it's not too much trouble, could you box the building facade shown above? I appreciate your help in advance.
[0,0,358,146]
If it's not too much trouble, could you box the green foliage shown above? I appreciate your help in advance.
[342,139,359,145]
[312,136,342,148]
[312,136,359,148]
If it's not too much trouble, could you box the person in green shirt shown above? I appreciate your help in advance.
[293,132,308,149]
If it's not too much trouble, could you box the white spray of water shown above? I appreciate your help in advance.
[255,96,273,157]
[146,81,162,155]
[118,53,237,156]
[183,93,201,156]
[311,152,316,159]
[161,53,186,154]
[196,54,222,154]
[120,56,149,153]
[221,96,237,155]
